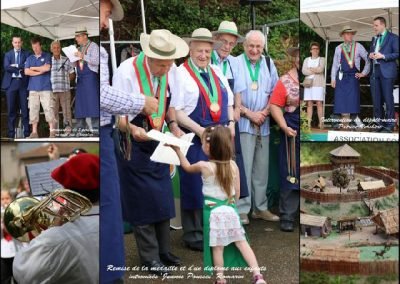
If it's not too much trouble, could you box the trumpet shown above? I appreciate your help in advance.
[3,189,92,242]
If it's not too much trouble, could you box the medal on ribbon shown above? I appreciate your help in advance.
[183,59,222,122]
[244,55,260,91]
[133,52,168,130]
[341,41,356,69]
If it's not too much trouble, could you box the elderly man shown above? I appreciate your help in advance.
[175,28,234,251]
[236,30,279,225]
[331,26,370,129]
[24,37,56,138]
[1,36,31,138]
[369,17,399,133]
[50,40,75,134]
[74,27,100,135]
[99,0,158,282]
[113,29,188,275]
[212,21,249,200]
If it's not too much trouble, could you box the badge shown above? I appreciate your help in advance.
[251,81,258,91]
[338,71,343,81]
[153,117,162,129]
[210,103,220,113]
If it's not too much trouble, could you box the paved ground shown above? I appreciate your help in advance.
[123,212,299,284]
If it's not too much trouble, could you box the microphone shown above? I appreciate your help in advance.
[58,57,70,72]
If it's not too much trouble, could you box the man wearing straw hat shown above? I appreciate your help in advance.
[73,26,100,135]
[236,30,279,225]
[113,29,189,274]
[99,0,158,283]
[212,21,249,201]
[174,28,235,251]
[331,25,370,129]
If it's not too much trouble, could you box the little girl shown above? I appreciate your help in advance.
[170,126,267,284]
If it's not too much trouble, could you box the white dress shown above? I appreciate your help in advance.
[202,162,246,247]
[303,57,324,101]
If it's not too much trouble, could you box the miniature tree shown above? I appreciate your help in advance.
[332,168,350,193]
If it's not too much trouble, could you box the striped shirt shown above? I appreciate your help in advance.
[51,55,74,93]
[75,41,100,73]
[100,46,145,126]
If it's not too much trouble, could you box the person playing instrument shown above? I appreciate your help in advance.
[12,154,99,284]
[270,47,300,232]
[331,26,370,129]
[170,126,267,284]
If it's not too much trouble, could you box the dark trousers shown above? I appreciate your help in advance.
[132,219,170,264]
[279,189,299,223]
[181,208,203,245]
[1,257,14,284]
[371,65,395,129]
[6,78,29,138]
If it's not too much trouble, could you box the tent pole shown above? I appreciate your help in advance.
[388,9,392,32]
[323,38,329,124]
[109,18,117,74]
[141,0,147,34]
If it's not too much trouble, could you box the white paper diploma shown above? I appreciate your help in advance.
[147,130,195,166]
[62,45,81,62]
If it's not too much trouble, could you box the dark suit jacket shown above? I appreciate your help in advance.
[369,31,399,79]
[1,48,31,90]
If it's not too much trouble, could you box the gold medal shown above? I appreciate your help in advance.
[153,117,162,129]
[251,81,258,90]
[210,103,220,113]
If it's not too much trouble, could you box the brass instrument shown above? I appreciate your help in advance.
[3,189,92,242]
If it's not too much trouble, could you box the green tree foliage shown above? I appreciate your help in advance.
[107,0,299,74]
[331,168,350,193]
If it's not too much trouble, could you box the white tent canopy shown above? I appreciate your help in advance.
[301,0,398,42]
[1,0,99,40]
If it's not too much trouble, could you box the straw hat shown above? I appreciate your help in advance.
[110,0,124,21]
[287,46,299,57]
[75,26,88,36]
[140,29,189,60]
[212,21,244,42]
[339,25,357,36]
[183,28,223,48]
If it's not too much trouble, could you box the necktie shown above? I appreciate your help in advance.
[15,50,20,65]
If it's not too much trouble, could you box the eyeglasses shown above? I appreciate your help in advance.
[221,39,237,48]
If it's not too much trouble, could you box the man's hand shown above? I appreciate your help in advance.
[355,73,365,79]
[233,107,241,122]
[248,111,266,126]
[169,122,184,138]
[142,96,158,115]
[331,80,336,88]
[370,52,385,60]
[74,51,84,59]
[284,126,297,137]
[130,125,149,142]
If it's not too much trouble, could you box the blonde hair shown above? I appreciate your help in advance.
[202,126,234,199]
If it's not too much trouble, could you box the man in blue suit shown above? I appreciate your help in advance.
[1,36,31,138]
[369,16,399,132]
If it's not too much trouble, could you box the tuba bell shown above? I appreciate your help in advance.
[3,189,92,242]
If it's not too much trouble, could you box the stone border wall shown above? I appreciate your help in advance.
[300,165,396,203]
[301,258,399,275]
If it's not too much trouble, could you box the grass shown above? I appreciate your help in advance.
[301,143,398,170]
[359,246,399,261]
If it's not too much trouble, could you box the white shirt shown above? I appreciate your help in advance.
[13,208,99,284]
[174,60,234,115]
[112,56,180,121]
